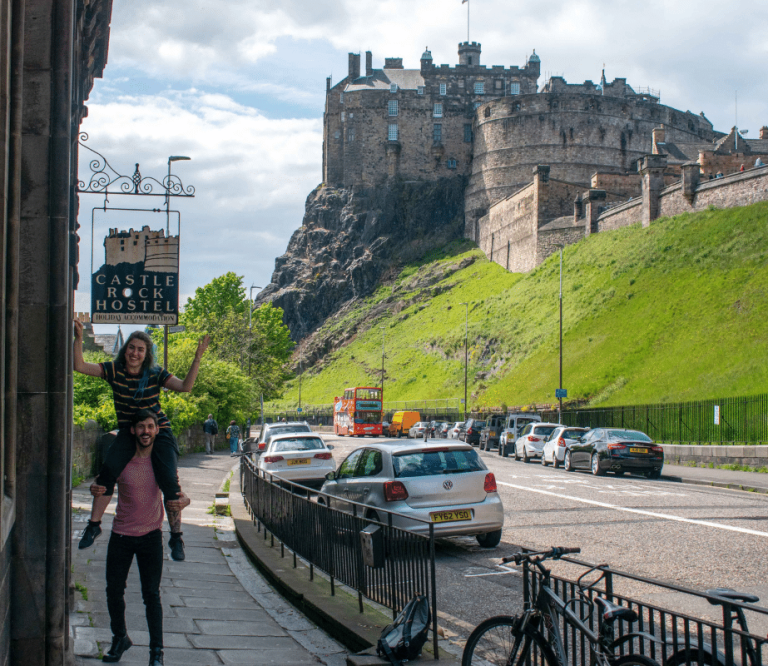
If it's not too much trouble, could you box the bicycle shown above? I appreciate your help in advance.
[462,547,665,666]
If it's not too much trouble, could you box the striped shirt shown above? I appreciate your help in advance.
[100,361,173,429]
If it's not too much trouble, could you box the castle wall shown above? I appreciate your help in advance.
[537,221,586,265]
[596,198,643,232]
[591,172,642,199]
[466,94,717,228]
[477,183,537,272]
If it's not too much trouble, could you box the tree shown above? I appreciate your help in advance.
[181,272,246,329]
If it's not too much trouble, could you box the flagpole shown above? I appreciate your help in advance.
[467,0,470,42]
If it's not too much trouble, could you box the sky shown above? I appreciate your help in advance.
[76,0,768,333]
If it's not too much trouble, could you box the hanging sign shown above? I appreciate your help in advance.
[91,225,179,324]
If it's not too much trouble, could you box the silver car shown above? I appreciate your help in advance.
[319,442,504,548]
[257,433,335,489]
[513,422,561,462]
[249,421,312,455]
[408,422,429,439]
[541,426,590,468]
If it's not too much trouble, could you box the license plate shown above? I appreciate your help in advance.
[629,447,647,454]
[490,431,496,437]
[287,458,311,466]
[430,509,472,523]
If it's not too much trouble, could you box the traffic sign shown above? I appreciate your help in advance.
[297,407,303,413]
[556,388,567,399]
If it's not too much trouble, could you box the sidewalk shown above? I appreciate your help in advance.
[663,462,768,493]
[71,449,348,665]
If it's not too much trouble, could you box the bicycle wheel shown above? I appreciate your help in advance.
[613,654,665,666]
[462,616,556,666]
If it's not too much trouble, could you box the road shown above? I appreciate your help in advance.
[319,433,768,647]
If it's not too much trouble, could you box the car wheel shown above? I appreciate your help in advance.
[541,454,548,466]
[476,529,502,548]
[553,456,560,469]
[523,448,530,463]
[513,444,520,461]
[591,453,606,476]
[564,451,574,472]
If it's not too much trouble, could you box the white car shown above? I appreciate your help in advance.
[513,422,561,462]
[541,426,590,468]
[448,422,463,439]
[257,433,335,489]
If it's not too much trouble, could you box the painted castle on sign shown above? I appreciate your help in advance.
[323,43,768,271]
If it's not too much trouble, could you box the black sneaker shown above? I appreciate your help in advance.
[102,634,132,662]
[148,647,164,665]
[78,521,102,549]
[168,533,185,561]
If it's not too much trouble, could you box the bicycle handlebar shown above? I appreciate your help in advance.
[501,546,580,565]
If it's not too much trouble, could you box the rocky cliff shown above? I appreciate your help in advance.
[257,177,466,342]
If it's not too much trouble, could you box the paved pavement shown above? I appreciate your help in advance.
[71,448,348,665]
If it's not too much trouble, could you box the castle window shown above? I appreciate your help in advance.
[390,83,398,93]
[509,82,520,95]
[474,81,485,95]
[120,239,124,244]
[340,93,344,104]
[433,124,442,143]
[446,158,457,169]
[433,103,443,118]
[388,124,398,141]
[495,80,502,90]
[334,130,340,139]
[418,86,425,95]
[388,100,398,116]
[348,128,355,141]
[341,111,346,122]
[440,83,447,96]
[134,241,138,246]
[464,124,473,142]
[467,56,473,66]
[484,106,491,118]
[121,246,124,251]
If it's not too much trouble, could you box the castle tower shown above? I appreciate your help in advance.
[458,41,481,66]
[420,47,433,74]
[527,49,540,79]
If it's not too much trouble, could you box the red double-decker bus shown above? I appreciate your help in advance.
[333,386,383,437]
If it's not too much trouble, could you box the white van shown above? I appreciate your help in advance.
[499,413,542,457]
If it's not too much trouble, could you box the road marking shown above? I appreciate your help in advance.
[464,564,520,578]
[496,481,768,538]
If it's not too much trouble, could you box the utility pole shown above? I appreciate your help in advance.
[460,302,469,421]
[247,284,261,377]
[379,325,386,396]
[298,356,303,411]
[556,245,564,423]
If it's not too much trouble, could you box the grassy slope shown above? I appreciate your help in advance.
[272,203,768,410]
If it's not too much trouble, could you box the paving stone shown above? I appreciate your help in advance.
[194,620,286,637]
[188,635,298,650]
[178,595,258,609]
[173,607,271,622]
[217,648,316,665]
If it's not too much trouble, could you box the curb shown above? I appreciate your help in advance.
[661,472,768,495]
[229,471,460,666]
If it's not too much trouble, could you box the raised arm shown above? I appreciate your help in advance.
[164,335,210,393]
[73,320,105,377]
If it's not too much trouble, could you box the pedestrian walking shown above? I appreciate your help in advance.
[73,320,209,562]
[95,409,190,665]
[203,413,218,454]
[226,420,241,456]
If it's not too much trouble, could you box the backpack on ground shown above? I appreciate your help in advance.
[376,594,431,665]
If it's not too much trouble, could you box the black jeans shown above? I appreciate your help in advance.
[97,427,181,500]
[106,530,164,649]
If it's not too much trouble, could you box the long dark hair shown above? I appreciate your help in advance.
[116,331,155,372]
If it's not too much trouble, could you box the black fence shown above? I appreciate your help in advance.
[523,552,768,666]
[239,456,440,659]
[544,393,768,445]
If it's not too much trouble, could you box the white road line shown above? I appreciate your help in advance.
[464,564,520,578]
[497,481,768,538]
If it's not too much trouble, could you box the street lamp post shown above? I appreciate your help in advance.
[247,285,261,377]
[163,155,191,370]
[459,302,469,421]
[555,244,564,423]
[298,356,303,412]
[379,325,386,397]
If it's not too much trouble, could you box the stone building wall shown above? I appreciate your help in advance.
[476,183,537,272]
[596,198,643,232]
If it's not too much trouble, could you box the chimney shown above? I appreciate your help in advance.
[348,52,360,81]
[326,76,331,91]
[761,126,768,140]
[365,51,373,76]
[652,125,666,155]
[383,57,403,69]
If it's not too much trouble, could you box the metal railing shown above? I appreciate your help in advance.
[544,393,768,445]
[239,456,439,659]
[522,551,768,666]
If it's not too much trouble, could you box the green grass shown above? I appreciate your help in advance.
[270,203,768,411]
[74,582,88,601]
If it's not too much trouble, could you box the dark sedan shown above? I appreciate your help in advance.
[564,428,664,478]
[460,419,486,446]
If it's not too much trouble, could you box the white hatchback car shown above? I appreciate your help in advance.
[513,422,561,462]
[257,433,335,489]
[541,426,590,468]
[448,422,463,439]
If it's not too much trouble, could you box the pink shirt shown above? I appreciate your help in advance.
[112,456,163,537]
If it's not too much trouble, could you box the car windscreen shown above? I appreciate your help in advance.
[264,425,311,440]
[473,421,486,428]
[563,429,589,439]
[354,411,381,424]
[393,449,486,477]
[532,426,557,438]
[271,438,325,452]
[608,430,652,442]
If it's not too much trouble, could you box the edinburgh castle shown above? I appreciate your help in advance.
[323,43,768,272]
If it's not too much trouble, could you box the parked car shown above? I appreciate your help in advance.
[408,422,430,438]
[435,422,451,438]
[499,413,543,457]
[479,415,506,451]
[460,419,486,446]
[513,422,561,462]
[389,411,421,438]
[247,421,313,454]
[541,426,590,467]
[448,422,463,439]
[319,441,504,547]
[564,428,664,478]
[256,433,335,488]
